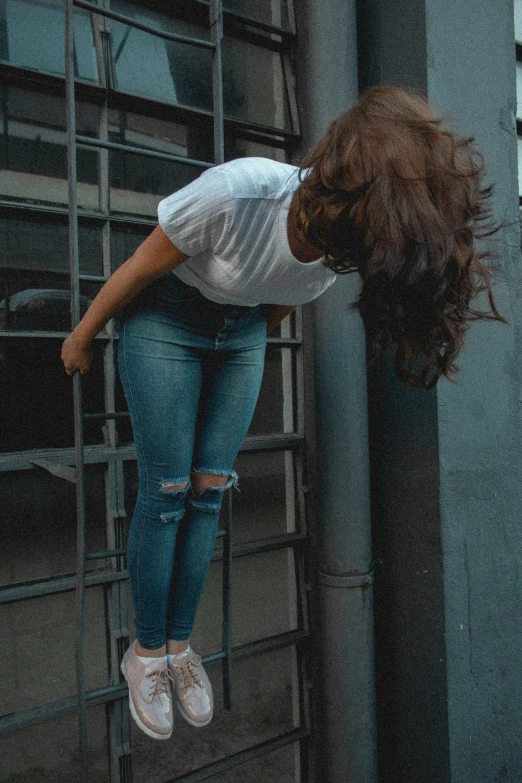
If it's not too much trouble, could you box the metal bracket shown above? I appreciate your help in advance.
[319,570,374,588]
[30,458,77,483]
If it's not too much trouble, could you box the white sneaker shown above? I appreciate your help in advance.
[120,640,174,740]
[168,647,214,728]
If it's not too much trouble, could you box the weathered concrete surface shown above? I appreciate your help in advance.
[359,0,522,781]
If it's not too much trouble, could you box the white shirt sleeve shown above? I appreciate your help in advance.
[157,166,234,257]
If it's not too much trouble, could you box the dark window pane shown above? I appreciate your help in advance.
[0,336,105,451]
[223,0,293,31]
[231,450,300,543]
[212,744,299,783]
[0,218,103,277]
[110,149,201,217]
[0,590,107,713]
[223,38,290,129]
[108,108,213,163]
[0,87,100,209]
[0,465,109,587]
[110,1,213,112]
[0,707,109,782]
[248,344,295,435]
[111,222,152,273]
[226,135,288,162]
[1,0,98,82]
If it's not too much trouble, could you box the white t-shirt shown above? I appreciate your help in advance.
[157,157,337,306]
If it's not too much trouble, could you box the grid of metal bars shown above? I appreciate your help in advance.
[0,1,315,781]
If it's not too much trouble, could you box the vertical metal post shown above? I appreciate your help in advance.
[210,0,224,165]
[65,0,89,767]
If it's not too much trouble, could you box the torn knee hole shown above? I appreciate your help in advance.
[160,479,189,494]
[191,470,239,495]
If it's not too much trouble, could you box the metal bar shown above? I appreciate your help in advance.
[267,337,302,346]
[211,531,306,561]
[210,0,224,165]
[76,134,212,168]
[72,0,216,50]
[30,458,77,483]
[0,568,128,605]
[0,198,155,225]
[65,0,89,766]
[0,435,303,472]
[0,533,304,605]
[0,331,300,347]
[83,412,130,419]
[0,629,309,734]
[86,548,127,560]
[163,728,309,783]
[222,488,233,711]
[283,53,301,136]
[80,274,108,282]
[0,62,301,139]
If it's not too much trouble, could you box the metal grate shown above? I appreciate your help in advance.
[0,1,314,781]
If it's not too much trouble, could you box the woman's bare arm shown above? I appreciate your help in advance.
[61,226,188,375]
[266,305,296,334]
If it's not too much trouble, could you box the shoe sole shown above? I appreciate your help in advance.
[121,660,173,741]
[175,698,213,728]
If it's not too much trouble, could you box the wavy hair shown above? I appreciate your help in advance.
[295,85,506,389]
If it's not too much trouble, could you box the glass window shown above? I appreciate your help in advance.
[0,217,103,276]
[226,134,288,162]
[1,0,98,82]
[223,37,290,129]
[0,87,100,210]
[0,336,106,451]
[223,0,293,32]
[248,344,296,435]
[109,108,213,161]
[111,222,152,273]
[230,450,299,543]
[109,150,201,216]
[110,1,213,112]
[518,137,522,196]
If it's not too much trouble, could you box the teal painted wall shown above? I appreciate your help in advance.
[358,0,522,780]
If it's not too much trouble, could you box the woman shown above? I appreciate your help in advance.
[61,85,505,740]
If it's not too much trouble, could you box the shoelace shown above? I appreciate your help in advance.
[145,666,174,703]
[172,653,204,690]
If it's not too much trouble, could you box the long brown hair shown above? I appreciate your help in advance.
[296,85,506,389]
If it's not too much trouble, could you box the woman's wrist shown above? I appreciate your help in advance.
[71,324,96,347]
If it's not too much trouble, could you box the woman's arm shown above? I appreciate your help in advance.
[61,226,188,375]
[266,305,296,335]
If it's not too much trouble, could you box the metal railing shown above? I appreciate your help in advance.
[0,1,313,781]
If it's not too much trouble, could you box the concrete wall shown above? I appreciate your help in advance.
[358,0,522,780]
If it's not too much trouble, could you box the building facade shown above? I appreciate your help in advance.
[1,1,521,782]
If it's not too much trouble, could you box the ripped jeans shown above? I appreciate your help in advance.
[117,273,267,648]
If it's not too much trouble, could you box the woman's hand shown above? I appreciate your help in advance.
[61,332,94,376]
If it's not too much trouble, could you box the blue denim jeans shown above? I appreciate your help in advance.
[117,273,267,648]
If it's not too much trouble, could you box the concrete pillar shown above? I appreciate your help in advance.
[358,0,522,780]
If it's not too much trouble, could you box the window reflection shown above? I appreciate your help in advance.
[1,0,98,81]
[223,37,290,129]
[0,87,100,209]
[0,215,103,275]
[110,1,213,112]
